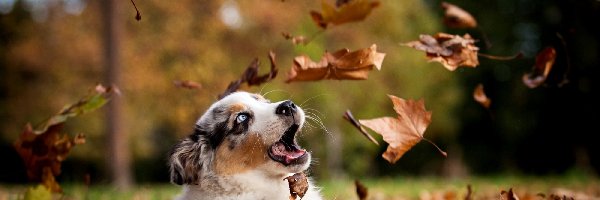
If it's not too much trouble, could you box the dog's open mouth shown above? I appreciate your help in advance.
[268,124,308,166]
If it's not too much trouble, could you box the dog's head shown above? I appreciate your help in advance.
[169,91,310,185]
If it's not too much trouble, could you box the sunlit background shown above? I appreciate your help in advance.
[1,0,599,198]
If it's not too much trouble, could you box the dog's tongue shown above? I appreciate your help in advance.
[272,142,306,164]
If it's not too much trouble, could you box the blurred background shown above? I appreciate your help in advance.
[1,0,599,193]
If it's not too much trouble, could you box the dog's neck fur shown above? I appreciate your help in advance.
[175,170,322,200]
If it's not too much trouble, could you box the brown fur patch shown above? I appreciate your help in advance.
[229,103,247,113]
[213,133,269,175]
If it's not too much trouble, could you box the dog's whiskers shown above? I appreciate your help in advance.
[299,94,329,107]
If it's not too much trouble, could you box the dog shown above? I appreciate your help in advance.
[168,91,322,200]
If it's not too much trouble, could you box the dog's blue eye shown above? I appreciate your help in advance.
[236,114,248,123]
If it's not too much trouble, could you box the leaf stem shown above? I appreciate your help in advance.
[421,137,447,157]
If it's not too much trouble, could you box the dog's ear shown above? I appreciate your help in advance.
[168,133,214,185]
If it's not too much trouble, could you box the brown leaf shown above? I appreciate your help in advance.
[522,47,556,89]
[359,95,446,164]
[286,44,385,82]
[219,51,278,99]
[282,32,308,45]
[343,110,379,145]
[355,180,368,200]
[501,188,520,200]
[173,80,202,90]
[473,84,491,109]
[284,172,309,200]
[13,85,112,193]
[441,2,477,29]
[310,0,380,29]
[403,33,479,71]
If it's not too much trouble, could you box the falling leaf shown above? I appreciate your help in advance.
[14,84,115,192]
[403,33,479,71]
[219,51,278,99]
[286,44,385,82]
[130,0,141,21]
[522,47,556,89]
[344,110,379,145]
[501,188,520,200]
[359,95,446,164]
[473,84,491,109]
[282,32,308,45]
[284,172,309,200]
[441,2,477,29]
[173,80,202,90]
[310,0,380,29]
[355,180,368,200]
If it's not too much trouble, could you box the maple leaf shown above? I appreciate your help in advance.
[522,47,556,89]
[359,95,446,164]
[219,51,278,99]
[173,80,202,90]
[355,180,368,200]
[473,83,491,109]
[284,172,309,200]
[403,33,479,71]
[441,2,477,29]
[310,0,380,29]
[286,44,385,82]
[14,84,116,192]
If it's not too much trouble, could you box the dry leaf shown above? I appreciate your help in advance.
[501,188,520,200]
[284,172,309,200]
[355,180,368,200]
[173,80,202,90]
[344,110,379,145]
[219,51,278,99]
[522,47,556,88]
[473,84,491,109]
[359,95,446,164]
[310,0,380,29]
[286,44,385,82]
[14,84,114,192]
[403,33,479,71]
[441,2,477,29]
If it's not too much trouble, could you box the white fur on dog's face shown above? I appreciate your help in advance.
[169,92,310,185]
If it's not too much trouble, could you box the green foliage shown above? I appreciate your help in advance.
[24,185,51,200]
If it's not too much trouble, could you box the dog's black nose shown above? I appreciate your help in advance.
[276,100,296,116]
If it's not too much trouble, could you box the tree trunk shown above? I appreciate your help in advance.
[102,0,132,189]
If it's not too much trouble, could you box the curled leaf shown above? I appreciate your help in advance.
[359,95,446,164]
[403,33,479,71]
[284,172,309,200]
[173,80,202,90]
[286,44,385,82]
[473,83,491,109]
[441,2,477,29]
[14,85,112,192]
[219,51,278,99]
[522,47,556,89]
[310,0,380,29]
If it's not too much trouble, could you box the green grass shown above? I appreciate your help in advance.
[1,174,598,200]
